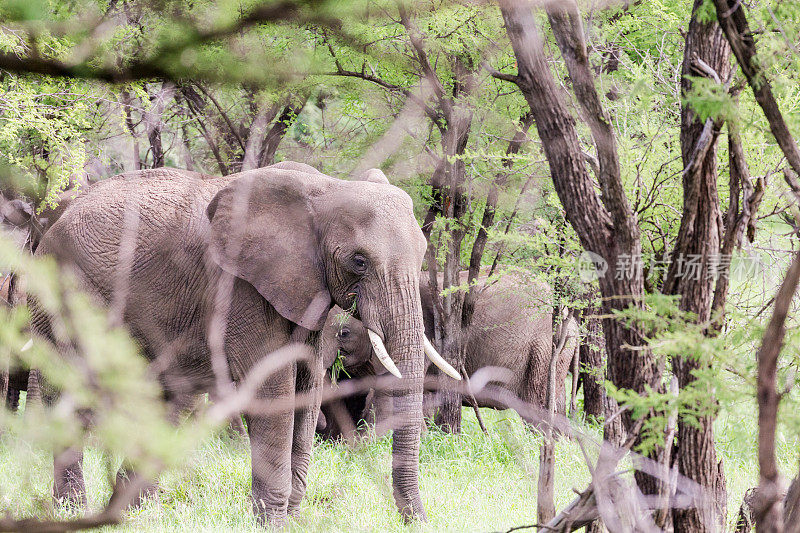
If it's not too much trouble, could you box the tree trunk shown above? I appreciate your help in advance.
[240,102,278,172]
[427,51,473,433]
[119,89,142,170]
[578,293,605,419]
[143,83,174,169]
[258,99,307,167]
[664,2,731,530]
[432,123,470,432]
[498,0,659,502]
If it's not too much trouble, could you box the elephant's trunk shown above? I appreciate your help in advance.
[379,284,427,522]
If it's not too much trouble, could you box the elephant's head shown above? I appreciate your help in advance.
[205,163,458,520]
[320,306,374,374]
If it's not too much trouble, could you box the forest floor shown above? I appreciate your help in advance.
[0,400,789,532]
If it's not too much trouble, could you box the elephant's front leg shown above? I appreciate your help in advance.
[288,353,324,513]
[245,363,295,527]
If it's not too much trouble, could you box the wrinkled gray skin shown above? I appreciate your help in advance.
[2,192,76,411]
[0,276,28,410]
[32,161,429,525]
[318,271,578,437]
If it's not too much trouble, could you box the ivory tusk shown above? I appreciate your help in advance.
[21,338,33,352]
[424,337,462,380]
[367,329,402,379]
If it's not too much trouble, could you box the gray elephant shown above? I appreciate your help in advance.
[2,193,76,411]
[0,275,29,411]
[31,161,459,525]
[317,271,579,439]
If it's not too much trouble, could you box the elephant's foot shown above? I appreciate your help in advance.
[252,499,288,529]
[287,485,306,516]
[109,468,158,511]
[287,458,310,514]
[252,478,290,529]
[53,449,86,509]
[393,488,427,524]
[53,478,87,510]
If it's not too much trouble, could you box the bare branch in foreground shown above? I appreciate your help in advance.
[752,249,800,529]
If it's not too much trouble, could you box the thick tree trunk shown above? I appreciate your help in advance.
[664,3,731,530]
[432,111,471,433]
[498,0,659,503]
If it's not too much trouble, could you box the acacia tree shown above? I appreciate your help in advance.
[321,2,549,432]
[495,0,660,487]
[711,0,800,529]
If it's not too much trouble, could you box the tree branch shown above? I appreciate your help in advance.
[482,61,520,84]
[193,83,246,153]
[546,1,636,250]
[713,0,800,179]
[753,249,800,530]
[397,4,453,120]
[0,1,331,84]
[323,36,444,128]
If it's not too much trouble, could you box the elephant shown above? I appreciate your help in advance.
[0,275,29,411]
[2,193,76,412]
[316,271,580,439]
[30,161,460,525]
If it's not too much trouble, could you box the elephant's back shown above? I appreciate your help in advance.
[45,170,207,245]
[464,272,553,390]
[37,168,228,316]
[74,168,225,220]
[470,272,552,335]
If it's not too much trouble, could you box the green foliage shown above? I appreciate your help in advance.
[0,233,233,514]
[4,0,800,528]
[329,350,350,385]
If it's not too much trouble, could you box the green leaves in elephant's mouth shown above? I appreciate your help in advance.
[330,350,350,385]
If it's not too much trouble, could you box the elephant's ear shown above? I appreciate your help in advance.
[206,171,331,331]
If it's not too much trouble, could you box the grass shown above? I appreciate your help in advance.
[0,401,795,532]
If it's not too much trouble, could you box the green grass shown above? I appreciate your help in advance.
[0,403,794,532]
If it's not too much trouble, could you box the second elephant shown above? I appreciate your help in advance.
[317,271,579,438]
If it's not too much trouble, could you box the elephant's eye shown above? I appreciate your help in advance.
[338,328,350,339]
[352,253,368,273]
